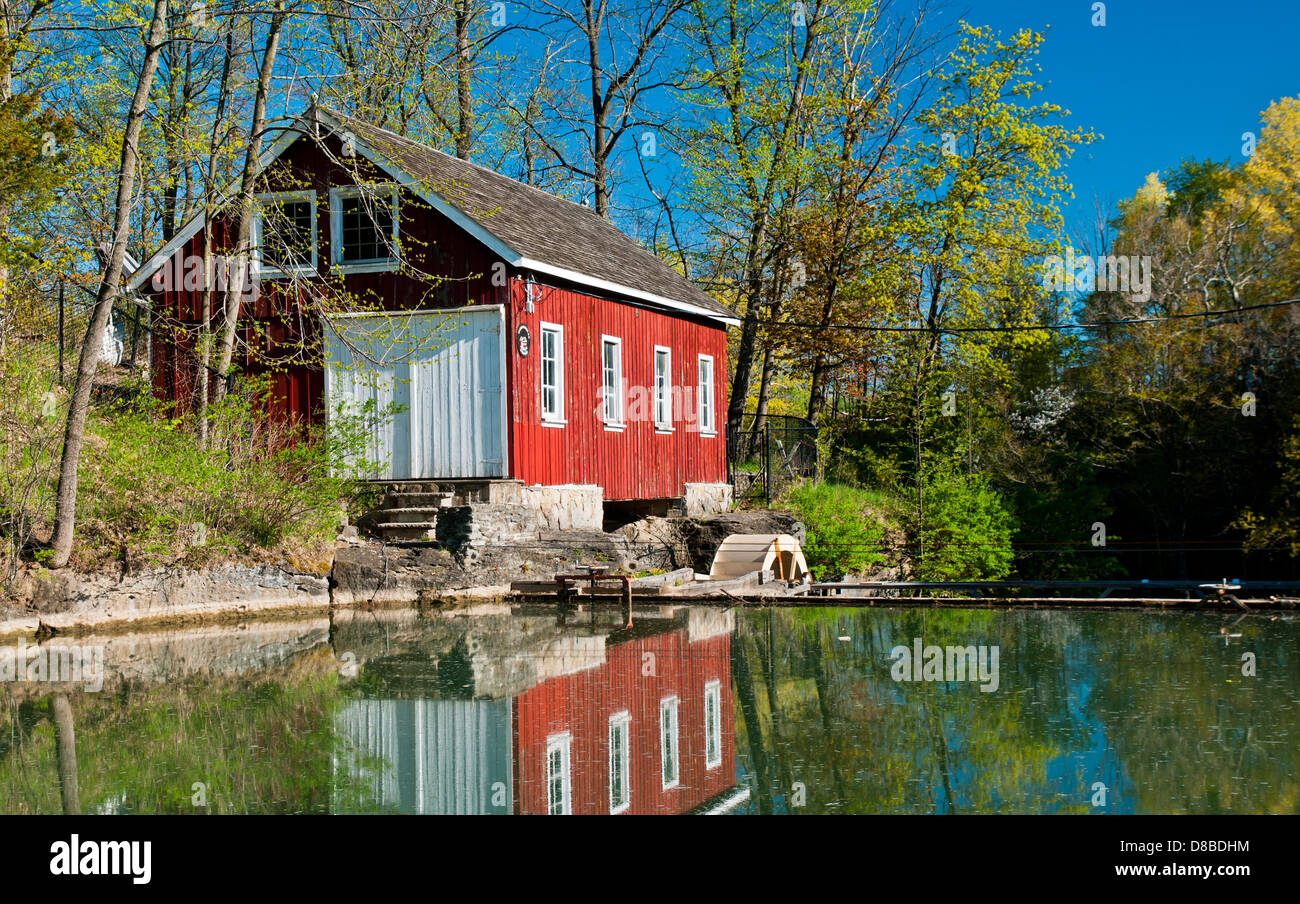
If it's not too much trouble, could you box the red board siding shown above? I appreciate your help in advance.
[512,628,735,815]
[507,278,728,500]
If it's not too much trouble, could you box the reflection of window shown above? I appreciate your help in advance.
[329,185,399,271]
[541,322,564,424]
[704,680,721,769]
[254,191,316,277]
[654,346,672,430]
[609,712,631,813]
[660,696,679,789]
[546,734,571,815]
[602,335,623,427]
[697,354,715,435]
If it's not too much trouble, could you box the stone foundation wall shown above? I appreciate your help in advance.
[683,482,734,517]
[491,483,604,531]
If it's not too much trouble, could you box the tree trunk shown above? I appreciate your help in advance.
[753,342,774,434]
[583,1,610,217]
[0,3,13,322]
[725,232,767,434]
[48,1,170,570]
[52,695,79,815]
[454,0,473,159]
[214,10,286,400]
[807,359,826,423]
[196,28,234,445]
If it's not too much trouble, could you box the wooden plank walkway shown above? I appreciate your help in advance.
[511,576,1300,611]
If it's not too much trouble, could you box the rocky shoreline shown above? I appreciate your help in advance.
[0,511,798,641]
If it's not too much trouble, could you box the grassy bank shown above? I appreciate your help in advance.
[1,352,376,587]
[780,474,1017,582]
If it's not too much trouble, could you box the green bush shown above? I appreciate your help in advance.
[77,374,387,568]
[910,466,1016,581]
[782,481,891,580]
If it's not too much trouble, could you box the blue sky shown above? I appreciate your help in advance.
[962,0,1300,236]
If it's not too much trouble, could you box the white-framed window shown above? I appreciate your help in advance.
[328,184,400,272]
[252,190,317,278]
[546,733,572,815]
[608,712,631,813]
[697,354,716,436]
[601,335,623,428]
[540,322,565,425]
[653,346,672,431]
[659,696,679,789]
[704,680,722,769]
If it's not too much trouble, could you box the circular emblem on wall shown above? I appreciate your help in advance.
[516,324,531,357]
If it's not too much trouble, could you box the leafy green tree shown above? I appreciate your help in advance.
[910,463,1016,580]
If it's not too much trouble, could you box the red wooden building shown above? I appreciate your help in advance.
[334,608,743,815]
[512,618,737,815]
[129,106,737,513]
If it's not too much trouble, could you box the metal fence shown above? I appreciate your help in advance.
[727,412,818,507]
[3,269,227,410]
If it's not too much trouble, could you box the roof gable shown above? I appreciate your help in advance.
[130,107,738,326]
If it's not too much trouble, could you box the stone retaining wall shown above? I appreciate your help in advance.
[494,483,604,531]
[684,482,734,517]
[0,508,794,640]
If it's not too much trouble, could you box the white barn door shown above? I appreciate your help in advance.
[324,306,506,480]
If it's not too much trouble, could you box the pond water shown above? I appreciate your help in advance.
[1,604,1296,814]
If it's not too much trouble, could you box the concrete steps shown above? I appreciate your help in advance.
[373,521,439,541]
[383,505,451,524]
[363,483,491,543]
[367,489,457,543]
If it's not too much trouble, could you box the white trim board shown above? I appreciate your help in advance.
[516,258,740,327]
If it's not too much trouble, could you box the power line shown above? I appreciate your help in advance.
[756,298,1300,334]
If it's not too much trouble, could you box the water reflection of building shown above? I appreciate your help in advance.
[334,607,740,815]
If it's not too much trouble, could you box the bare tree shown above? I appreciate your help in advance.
[530,0,688,218]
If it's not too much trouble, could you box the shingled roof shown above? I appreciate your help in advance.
[315,108,735,324]
[129,107,736,325]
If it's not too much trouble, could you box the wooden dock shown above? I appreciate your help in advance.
[509,575,1300,612]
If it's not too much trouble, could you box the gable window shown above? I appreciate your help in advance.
[601,335,623,428]
[608,712,631,813]
[540,322,564,424]
[653,346,672,431]
[546,733,572,815]
[329,185,400,272]
[697,354,716,436]
[660,696,679,789]
[704,680,722,769]
[253,191,317,278]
